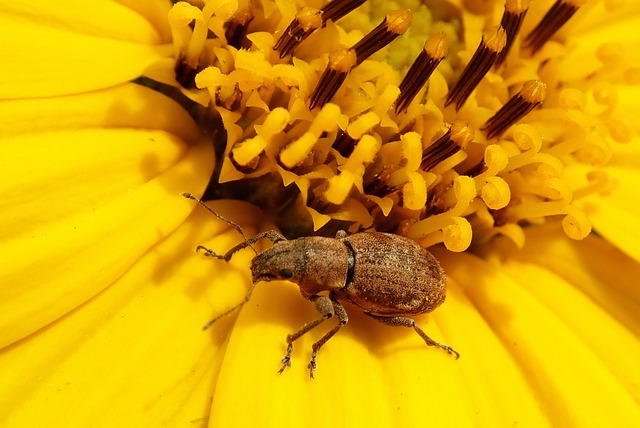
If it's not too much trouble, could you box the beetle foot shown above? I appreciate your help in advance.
[196,245,224,259]
[278,343,293,374]
[308,352,318,379]
[438,344,460,360]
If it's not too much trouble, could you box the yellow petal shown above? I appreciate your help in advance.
[582,178,640,263]
[500,262,640,398]
[114,0,173,42]
[1,1,166,42]
[438,244,640,426]
[0,83,201,142]
[0,128,214,347]
[0,200,257,426]
[545,10,640,81]
[0,7,171,98]
[568,141,640,263]
[492,222,640,338]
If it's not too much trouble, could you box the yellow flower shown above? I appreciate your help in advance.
[1,0,640,427]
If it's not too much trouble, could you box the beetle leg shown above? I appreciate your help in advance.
[196,245,222,258]
[308,297,348,379]
[278,295,334,375]
[278,294,347,378]
[364,313,460,359]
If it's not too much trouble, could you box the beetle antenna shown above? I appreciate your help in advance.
[181,192,258,255]
[202,282,258,330]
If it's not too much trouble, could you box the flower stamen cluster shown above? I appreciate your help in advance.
[165,0,625,252]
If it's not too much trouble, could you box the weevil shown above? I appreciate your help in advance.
[182,193,459,378]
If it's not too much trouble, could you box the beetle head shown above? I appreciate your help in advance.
[250,239,307,285]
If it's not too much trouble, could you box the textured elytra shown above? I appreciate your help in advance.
[337,233,446,315]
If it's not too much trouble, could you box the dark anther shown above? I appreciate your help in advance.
[396,33,448,113]
[523,0,586,54]
[274,7,323,58]
[309,10,411,109]
[421,122,473,171]
[445,26,506,111]
[495,0,531,67]
[351,9,412,66]
[333,130,357,158]
[224,9,254,49]
[309,49,357,110]
[274,0,366,58]
[482,80,546,139]
[174,55,200,88]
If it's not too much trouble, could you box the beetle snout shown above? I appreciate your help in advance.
[252,271,277,283]
[250,246,303,284]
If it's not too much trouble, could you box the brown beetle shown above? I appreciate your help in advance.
[183,193,459,378]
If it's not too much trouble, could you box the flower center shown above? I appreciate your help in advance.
[165,0,627,252]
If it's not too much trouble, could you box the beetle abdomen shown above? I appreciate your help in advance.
[337,232,446,315]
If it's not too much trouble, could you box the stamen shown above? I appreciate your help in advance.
[473,145,511,210]
[167,0,610,247]
[480,176,511,210]
[274,0,366,58]
[309,49,357,110]
[407,176,476,252]
[572,171,615,200]
[230,136,263,172]
[175,55,200,88]
[170,3,212,88]
[351,10,413,66]
[325,135,381,205]
[401,171,428,210]
[274,7,323,59]
[279,103,342,168]
[321,0,367,24]
[482,80,547,139]
[308,10,410,109]
[495,0,531,67]
[333,111,380,157]
[308,181,334,214]
[445,25,507,111]
[224,9,254,49]
[396,133,429,210]
[364,166,396,198]
[230,108,291,172]
[396,33,449,114]
[505,200,591,240]
[421,121,474,171]
[523,0,587,54]
[333,131,357,158]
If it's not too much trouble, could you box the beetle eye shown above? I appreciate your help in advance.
[279,268,293,279]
